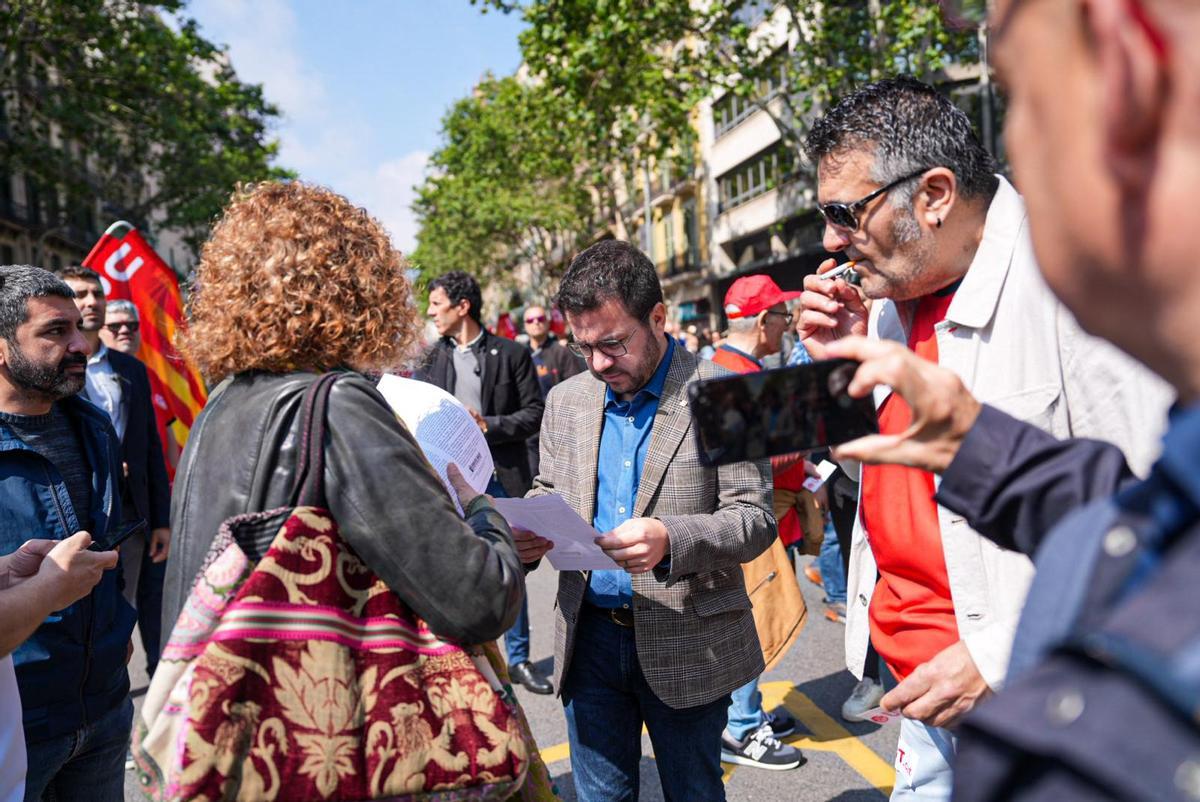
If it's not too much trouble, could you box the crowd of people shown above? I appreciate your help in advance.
[0,0,1196,800]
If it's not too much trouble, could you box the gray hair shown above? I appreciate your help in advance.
[725,316,759,334]
[805,76,999,212]
[0,265,77,341]
[106,299,139,321]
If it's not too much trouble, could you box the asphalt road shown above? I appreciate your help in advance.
[125,554,898,801]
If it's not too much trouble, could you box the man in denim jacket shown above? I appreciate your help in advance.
[0,265,132,801]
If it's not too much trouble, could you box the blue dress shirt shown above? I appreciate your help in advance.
[585,336,675,609]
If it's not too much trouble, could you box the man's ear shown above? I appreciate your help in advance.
[1085,0,1169,190]
[916,168,957,228]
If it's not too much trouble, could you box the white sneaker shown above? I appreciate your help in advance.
[841,677,885,722]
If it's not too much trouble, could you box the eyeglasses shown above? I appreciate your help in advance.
[103,321,139,334]
[525,315,547,324]
[765,311,794,325]
[567,325,642,359]
[817,168,931,232]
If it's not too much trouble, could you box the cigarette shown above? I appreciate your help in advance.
[822,260,859,283]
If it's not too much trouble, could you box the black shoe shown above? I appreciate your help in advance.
[765,708,796,738]
[509,661,553,695]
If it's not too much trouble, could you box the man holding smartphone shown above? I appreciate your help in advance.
[0,265,132,802]
[57,265,172,679]
[797,78,1171,799]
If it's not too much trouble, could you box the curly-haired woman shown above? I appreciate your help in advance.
[161,180,524,647]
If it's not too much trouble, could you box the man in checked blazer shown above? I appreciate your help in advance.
[517,240,776,802]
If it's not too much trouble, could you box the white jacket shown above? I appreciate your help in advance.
[844,177,1173,690]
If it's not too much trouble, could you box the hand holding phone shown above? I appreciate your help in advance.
[89,519,147,552]
[688,359,878,466]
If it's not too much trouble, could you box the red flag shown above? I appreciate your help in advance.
[83,221,207,480]
[493,312,518,340]
[550,307,566,337]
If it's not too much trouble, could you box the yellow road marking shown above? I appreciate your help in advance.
[531,681,894,797]
[539,741,571,765]
[755,681,894,796]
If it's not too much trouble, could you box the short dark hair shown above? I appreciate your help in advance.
[55,265,104,288]
[428,270,483,324]
[805,76,998,203]
[555,240,663,321]
[0,265,78,340]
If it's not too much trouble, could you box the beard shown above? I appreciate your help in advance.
[587,328,664,395]
[6,341,87,400]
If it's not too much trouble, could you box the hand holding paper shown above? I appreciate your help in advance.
[512,527,554,564]
[594,518,669,575]
[492,495,619,571]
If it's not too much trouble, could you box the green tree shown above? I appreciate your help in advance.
[474,0,982,167]
[0,0,290,256]
[411,74,596,295]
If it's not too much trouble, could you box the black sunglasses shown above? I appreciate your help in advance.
[103,321,139,334]
[817,168,931,232]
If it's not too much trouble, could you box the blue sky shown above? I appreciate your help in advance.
[183,0,527,253]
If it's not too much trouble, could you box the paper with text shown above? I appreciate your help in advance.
[492,495,621,571]
[377,375,494,511]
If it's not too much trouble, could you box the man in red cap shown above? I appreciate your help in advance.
[711,274,810,771]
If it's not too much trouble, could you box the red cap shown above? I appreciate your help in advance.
[723,274,802,319]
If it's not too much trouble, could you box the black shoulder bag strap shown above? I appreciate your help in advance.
[289,372,342,510]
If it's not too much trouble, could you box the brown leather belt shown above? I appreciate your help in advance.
[585,603,635,628]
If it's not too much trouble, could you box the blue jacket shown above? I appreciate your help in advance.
[1,395,134,743]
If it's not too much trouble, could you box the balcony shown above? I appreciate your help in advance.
[656,251,701,278]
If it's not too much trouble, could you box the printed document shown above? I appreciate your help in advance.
[376,375,494,509]
[492,495,621,571]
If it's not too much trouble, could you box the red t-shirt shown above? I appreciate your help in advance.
[860,290,959,681]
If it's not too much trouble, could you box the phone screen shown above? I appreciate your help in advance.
[688,358,878,466]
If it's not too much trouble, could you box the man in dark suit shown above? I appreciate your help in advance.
[58,266,171,676]
[415,270,549,693]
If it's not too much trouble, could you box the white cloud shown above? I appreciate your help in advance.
[340,151,430,255]
[186,0,426,252]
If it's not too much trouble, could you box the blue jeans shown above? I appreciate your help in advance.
[891,718,956,801]
[725,676,764,742]
[817,520,847,604]
[505,595,531,665]
[563,606,730,802]
[23,696,132,802]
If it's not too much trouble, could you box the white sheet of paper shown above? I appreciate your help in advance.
[376,375,494,510]
[492,495,621,571]
[801,459,840,492]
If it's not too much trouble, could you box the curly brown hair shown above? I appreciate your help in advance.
[179,181,421,383]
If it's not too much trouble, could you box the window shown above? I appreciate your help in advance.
[717,144,797,212]
[713,52,789,138]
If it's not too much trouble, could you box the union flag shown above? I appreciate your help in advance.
[83,221,207,480]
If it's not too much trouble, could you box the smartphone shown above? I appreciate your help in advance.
[687,358,878,466]
[89,518,147,552]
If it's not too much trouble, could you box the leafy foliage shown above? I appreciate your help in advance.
[0,0,290,255]
[411,74,596,295]
[476,0,979,164]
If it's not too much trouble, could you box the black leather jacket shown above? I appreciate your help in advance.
[163,370,524,646]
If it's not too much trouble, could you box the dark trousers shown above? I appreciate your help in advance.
[118,532,166,676]
[23,696,132,802]
[562,606,730,802]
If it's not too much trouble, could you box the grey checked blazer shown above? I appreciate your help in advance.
[529,344,776,709]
